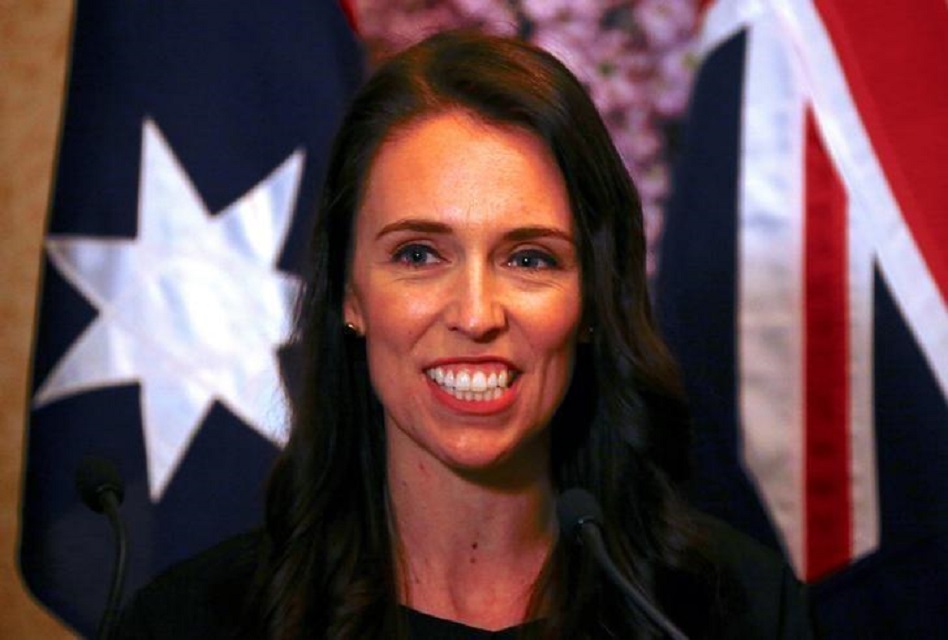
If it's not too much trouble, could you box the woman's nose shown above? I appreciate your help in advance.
[444,265,507,340]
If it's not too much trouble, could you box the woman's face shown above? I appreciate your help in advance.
[344,111,583,476]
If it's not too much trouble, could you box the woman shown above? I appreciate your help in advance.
[119,30,809,639]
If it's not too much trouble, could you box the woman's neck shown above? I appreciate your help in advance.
[386,435,558,631]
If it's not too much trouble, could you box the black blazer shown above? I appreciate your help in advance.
[117,518,812,639]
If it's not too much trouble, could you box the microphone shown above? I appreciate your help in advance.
[557,488,688,640]
[76,456,128,640]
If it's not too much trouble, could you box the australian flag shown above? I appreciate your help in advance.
[658,0,948,637]
[19,0,362,635]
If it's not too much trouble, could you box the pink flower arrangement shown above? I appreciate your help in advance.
[353,0,699,275]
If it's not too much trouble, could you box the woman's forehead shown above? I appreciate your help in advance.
[356,111,575,234]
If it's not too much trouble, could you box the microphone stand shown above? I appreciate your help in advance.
[576,523,688,640]
[98,489,128,640]
[75,456,129,640]
[558,488,688,640]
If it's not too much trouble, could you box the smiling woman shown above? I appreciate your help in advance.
[342,113,583,627]
[117,30,810,640]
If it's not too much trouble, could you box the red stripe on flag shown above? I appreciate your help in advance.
[816,0,948,303]
[804,110,852,580]
[338,0,359,33]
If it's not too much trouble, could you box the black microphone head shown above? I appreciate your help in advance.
[76,456,125,513]
[557,487,603,543]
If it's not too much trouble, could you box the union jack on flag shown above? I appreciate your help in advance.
[658,0,948,636]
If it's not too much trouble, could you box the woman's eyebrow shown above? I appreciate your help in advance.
[375,218,452,239]
[503,226,574,244]
[375,219,574,244]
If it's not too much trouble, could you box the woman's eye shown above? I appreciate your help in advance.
[393,244,440,267]
[508,249,557,270]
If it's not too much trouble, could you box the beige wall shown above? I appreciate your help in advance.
[1,0,74,637]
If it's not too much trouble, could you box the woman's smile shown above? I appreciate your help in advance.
[424,359,519,413]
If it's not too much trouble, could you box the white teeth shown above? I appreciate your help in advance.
[426,366,514,401]
[471,371,487,392]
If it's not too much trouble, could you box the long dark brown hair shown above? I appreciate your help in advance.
[243,29,714,639]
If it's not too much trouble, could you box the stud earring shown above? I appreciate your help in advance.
[344,322,362,337]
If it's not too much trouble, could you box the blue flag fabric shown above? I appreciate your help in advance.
[658,1,948,637]
[20,1,362,634]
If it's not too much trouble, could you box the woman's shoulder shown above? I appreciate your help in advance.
[681,512,813,639]
[117,530,262,639]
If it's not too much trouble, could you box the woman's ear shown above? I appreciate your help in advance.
[343,283,365,335]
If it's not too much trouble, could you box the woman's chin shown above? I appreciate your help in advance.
[437,436,550,489]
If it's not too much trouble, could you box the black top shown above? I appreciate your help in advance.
[116,518,812,639]
[404,609,538,639]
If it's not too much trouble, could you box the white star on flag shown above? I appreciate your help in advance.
[34,119,304,500]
